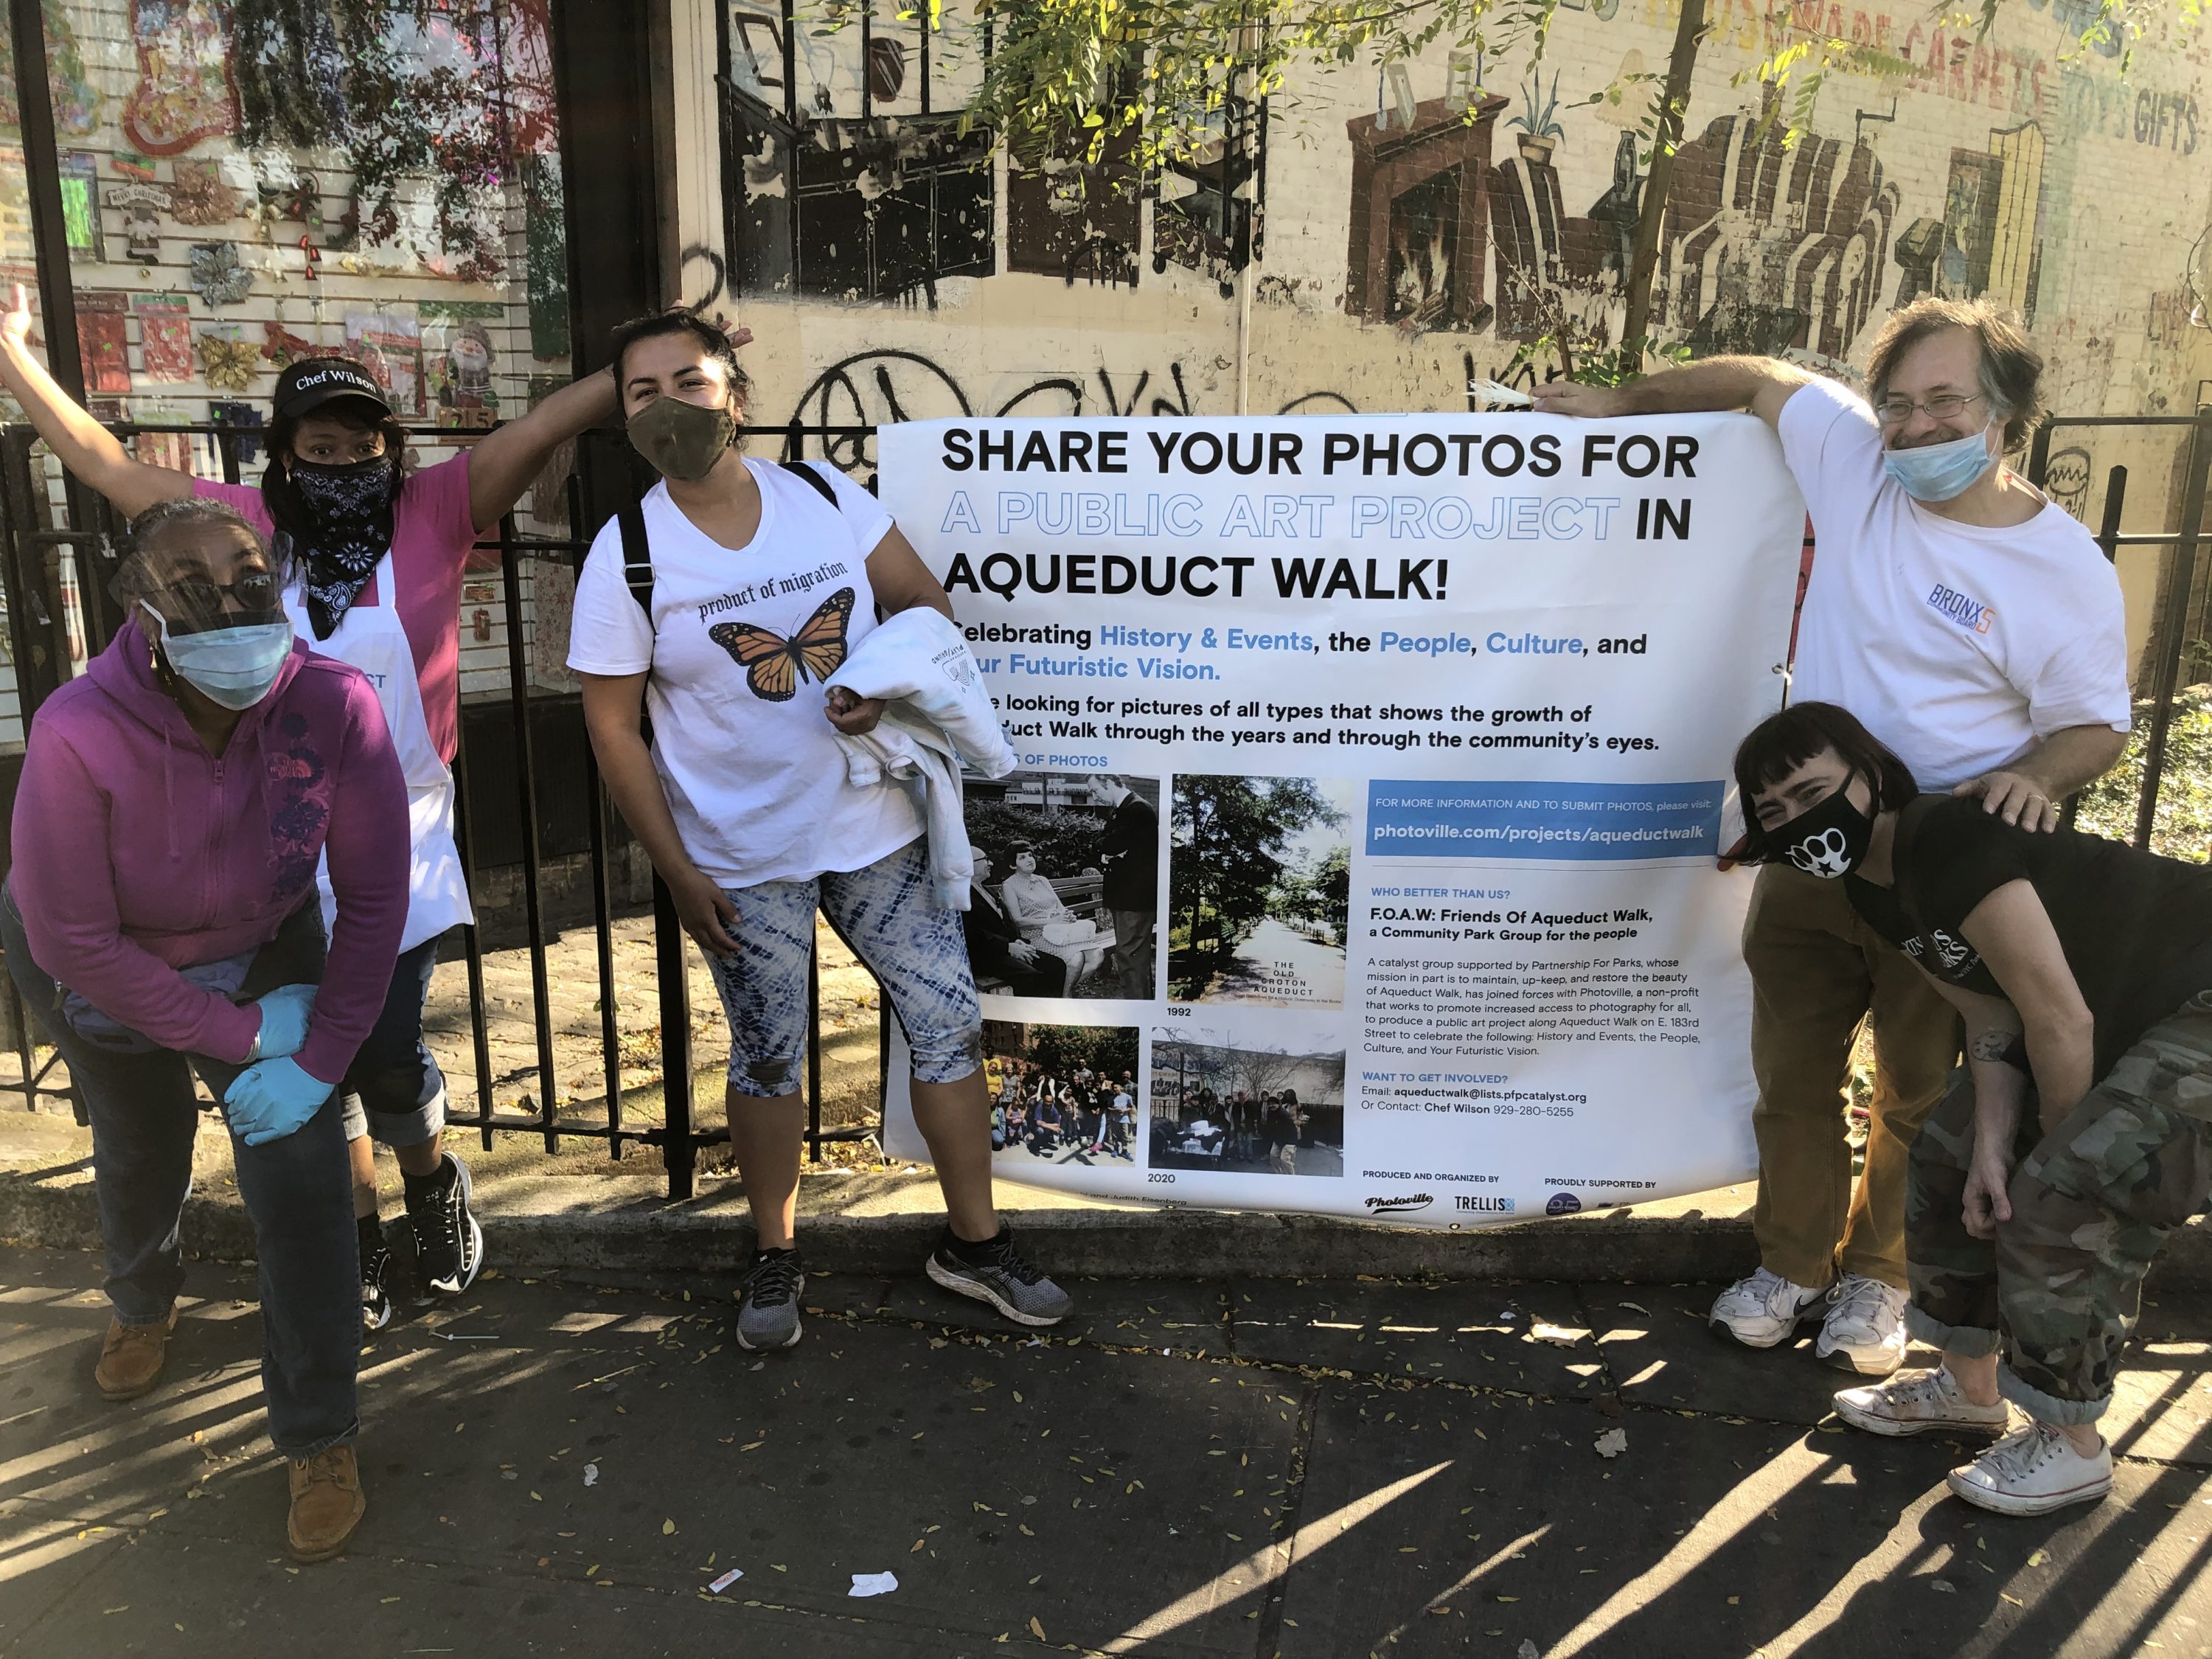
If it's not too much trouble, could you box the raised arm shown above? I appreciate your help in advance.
[466,365,621,533]
[1530,354,1813,432]
[0,285,191,517]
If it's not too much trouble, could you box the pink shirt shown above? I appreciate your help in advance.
[195,451,483,763]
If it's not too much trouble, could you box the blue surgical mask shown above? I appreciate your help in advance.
[1882,425,1997,503]
[140,602,294,711]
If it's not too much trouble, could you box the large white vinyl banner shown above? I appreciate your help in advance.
[877,414,1804,1227]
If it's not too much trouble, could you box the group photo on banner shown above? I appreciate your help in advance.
[878,414,1806,1227]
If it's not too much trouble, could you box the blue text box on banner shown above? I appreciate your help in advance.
[1366,779,1725,860]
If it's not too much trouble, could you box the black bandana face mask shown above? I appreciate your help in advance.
[1775,771,1875,880]
[288,453,398,640]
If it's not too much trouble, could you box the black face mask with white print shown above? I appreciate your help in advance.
[1776,772,1874,880]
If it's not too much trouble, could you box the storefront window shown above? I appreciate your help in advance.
[0,0,575,753]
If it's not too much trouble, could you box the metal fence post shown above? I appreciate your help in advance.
[653,875,697,1200]
[2132,412,2212,849]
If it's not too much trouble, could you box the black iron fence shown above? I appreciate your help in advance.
[0,408,2202,1200]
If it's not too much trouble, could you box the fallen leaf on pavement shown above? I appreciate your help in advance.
[1593,1429,1628,1458]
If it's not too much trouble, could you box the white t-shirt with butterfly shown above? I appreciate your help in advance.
[567,460,924,888]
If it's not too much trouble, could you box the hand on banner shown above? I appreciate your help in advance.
[672,869,743,959]
[824,685,885,735]
[1953,768,2060,833]
[1529,383,1628,418]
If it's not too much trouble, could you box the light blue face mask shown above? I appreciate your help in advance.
[140,602,293,711]
[1882,424,1997,503]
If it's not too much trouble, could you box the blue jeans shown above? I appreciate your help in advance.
[0,887,358,1458]
[337,936,447,1148]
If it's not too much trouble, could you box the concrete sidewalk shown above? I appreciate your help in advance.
[0,1102,2205,1290]
[0,1242,2205,1657]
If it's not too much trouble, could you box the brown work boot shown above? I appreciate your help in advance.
[287,1444,366,1562]
[93,1309,177,1401]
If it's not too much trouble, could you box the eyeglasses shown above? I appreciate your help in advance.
[147,568,282,631]
[1874,392,1986,425]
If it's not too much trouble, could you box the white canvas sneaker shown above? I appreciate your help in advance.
[1708,1267,1826,1349]
[1832,1366,2011,1438]
[1815,1274,1909,1375]
[1947,1422,2113,1517]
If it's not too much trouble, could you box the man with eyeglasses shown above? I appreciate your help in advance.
[1534,298,2129,1377]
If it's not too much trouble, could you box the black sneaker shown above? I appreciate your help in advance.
[360,1220,395,1332]
[925,1226,1073,1326]
[735,1247,804,1351]
[406,1152,483,1296]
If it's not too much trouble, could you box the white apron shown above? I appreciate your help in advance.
[286,555,473,953]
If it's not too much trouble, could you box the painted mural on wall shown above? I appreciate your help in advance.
[704,0,2211,691]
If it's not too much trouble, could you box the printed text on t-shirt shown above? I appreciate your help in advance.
[1925,583,1995,634]
[698,558,852,622]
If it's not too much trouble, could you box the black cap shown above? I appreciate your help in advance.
[272,358,391,420]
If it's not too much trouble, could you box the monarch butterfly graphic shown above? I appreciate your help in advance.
[708,587,856,702]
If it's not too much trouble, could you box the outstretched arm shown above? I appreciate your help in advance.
[467,365,620,533]
[1530,355,1813,432]
[0,284,191,518]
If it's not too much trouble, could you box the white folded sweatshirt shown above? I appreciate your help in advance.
[826,608,1017,909]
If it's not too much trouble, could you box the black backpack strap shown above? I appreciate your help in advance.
[779,458,840,507]
[619,498,653,622]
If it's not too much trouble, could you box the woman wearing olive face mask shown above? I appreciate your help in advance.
[4,498,408,1560]
[0,284,619,1326]
[569,307,1074,1352]
[1736,700,2212,1517]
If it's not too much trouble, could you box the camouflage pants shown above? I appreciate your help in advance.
[1904,992,2212,1426]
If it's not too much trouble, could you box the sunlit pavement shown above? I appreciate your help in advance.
[0,1246,2204,1657]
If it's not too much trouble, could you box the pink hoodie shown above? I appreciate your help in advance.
[10,617,409,1085]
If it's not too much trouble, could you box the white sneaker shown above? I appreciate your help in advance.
[1815,1273,1909,1375]
[1708,1267,1825,1349]
[1947,1422,2113,1517]
[1832,1366,2011,1438]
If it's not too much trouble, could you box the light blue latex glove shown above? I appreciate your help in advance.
[223,1057,335,1147]
[251,984,319,1062]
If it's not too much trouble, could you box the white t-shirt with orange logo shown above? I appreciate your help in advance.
[1778,375,2129,792]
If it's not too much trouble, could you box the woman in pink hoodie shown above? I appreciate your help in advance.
[3,498,408,1564]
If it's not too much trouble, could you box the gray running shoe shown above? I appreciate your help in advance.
[925,1227,1073,1326]
[735,1248,804,1352]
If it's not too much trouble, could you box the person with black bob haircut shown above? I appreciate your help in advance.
[0,282,620,1326]
[1735,700,2212,1516]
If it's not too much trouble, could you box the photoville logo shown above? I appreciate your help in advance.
[1366,1193,1434,1214]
